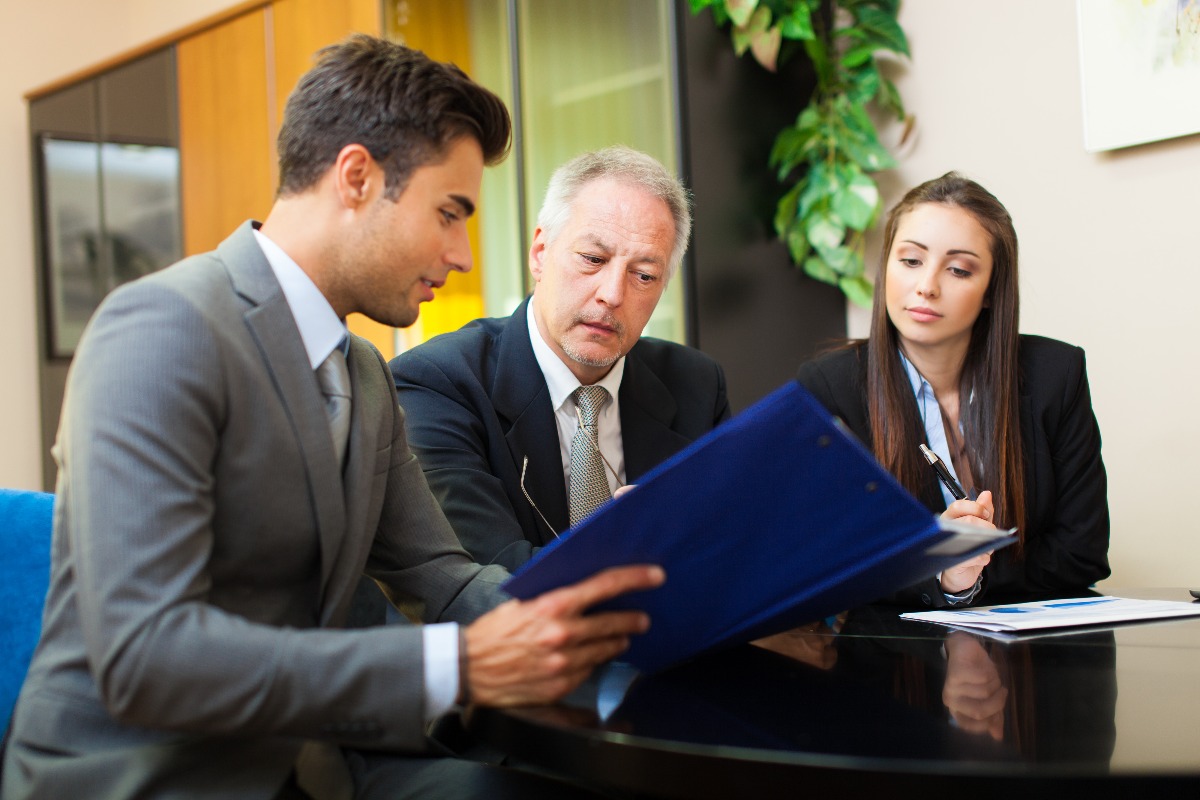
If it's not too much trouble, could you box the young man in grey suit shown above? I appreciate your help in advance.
[390,147,731,572]
[1,36,662,800]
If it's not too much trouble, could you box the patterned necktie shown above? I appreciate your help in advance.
[569,385,612,527]
[316,337,352,470]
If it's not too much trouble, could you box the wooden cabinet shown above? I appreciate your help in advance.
[177,9,274,256]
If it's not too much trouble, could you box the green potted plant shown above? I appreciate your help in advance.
[689,0,911,306]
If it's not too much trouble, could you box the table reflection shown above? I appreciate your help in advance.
[831,605,1117,763]
[559,604,1118,767]
[468,593,1200,797]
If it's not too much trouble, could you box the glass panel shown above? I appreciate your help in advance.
[40,137,182,357]
[515,0,684,343]
[41,138,103,357]
[465,0,525,321]
[384,0,684,346]
[100,143,182,287]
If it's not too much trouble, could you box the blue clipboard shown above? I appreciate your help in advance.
[503,380,1014,673]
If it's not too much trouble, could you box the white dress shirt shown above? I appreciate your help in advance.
[527,299,627,494]
[254,228,459,719]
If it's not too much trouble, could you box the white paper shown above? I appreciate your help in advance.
[901,596,1200,633]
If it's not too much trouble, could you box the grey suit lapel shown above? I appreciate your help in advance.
[620,346,688,482]
[493,299,568,539]
[219,223,348,608]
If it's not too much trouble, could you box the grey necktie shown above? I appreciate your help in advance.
[569,385,612,527]
[316,338,352,469]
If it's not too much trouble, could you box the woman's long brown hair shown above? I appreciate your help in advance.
[866,172,1026,549]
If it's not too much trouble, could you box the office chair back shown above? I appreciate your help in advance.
[0,489,54,733]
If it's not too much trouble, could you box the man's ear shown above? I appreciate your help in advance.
[528,227,548,282]
[333,143,377,208]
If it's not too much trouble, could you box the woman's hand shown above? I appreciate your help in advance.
[942,489,995,529]
[939,490,995,594]
[942,632,1007,741]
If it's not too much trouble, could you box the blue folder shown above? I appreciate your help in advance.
[503,380,1015,673]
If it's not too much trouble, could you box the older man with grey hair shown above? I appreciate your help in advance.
[390,145,730,572]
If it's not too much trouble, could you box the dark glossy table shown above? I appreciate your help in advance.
[467,589,1200,799]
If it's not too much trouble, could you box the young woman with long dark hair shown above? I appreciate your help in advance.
[797,172,1110,607]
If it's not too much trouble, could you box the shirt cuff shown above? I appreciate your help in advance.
[423,623,459,722]
[940,574,983,605]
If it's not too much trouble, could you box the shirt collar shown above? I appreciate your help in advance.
[898,348,932,406]
[898,348,963,504]
[254,228,347,369]
[527,298,625,411]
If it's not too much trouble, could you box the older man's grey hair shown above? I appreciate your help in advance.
[535,145,692,278]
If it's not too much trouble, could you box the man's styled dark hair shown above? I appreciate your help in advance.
[277,34,511,199]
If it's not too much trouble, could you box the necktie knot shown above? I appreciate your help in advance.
[573,385,609,429]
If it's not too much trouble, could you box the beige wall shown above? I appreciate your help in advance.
[3,2,1196,588]
[0,0,236,490]
[849,1,1199,588]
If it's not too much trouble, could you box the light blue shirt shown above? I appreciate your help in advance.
[253,229,345,370]
[898,350,966,508]
[253,228,460,719]
[898,350,982,604]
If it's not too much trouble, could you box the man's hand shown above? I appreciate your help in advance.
[939,490,997,594]
[752,621,839,670]
[463,565,664,707]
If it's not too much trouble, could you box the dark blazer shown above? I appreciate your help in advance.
[390,297,731,571]
[796,335,1110,607]
[2,223,508,799]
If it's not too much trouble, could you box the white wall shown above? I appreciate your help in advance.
[0,0,233,490]
[849,1,1200,588]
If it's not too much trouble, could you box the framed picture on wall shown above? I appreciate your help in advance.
[38,134,182,358]
[1077,0,1200,152]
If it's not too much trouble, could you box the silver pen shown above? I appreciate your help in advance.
[919,443,966,501]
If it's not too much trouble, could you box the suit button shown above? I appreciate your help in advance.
[920,593,932,606]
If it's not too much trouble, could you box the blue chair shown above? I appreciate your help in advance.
[0,489,54,733]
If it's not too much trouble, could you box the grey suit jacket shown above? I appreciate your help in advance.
[390,297,731,571]
[2,223,508,799]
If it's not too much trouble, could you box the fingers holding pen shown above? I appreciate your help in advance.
[943,489,995,529]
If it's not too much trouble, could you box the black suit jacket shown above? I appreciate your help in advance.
[796,335,1110,606]
[390,297,731,571]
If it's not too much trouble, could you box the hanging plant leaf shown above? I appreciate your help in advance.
[779,3,815,40]
[787,224,812,264]
[839,275,875,308]
[749,16,783,71]
[850,6,910,56]
[813,242,855,274]
[831,164,879,231]
[690,0,910,307]
[797,166,831,219]
[725,0,760,28]
[878,76,905,119]
[774,181,802,238]
[845,61,882,105]
[805,208,846,255]
[804,256,840,285]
